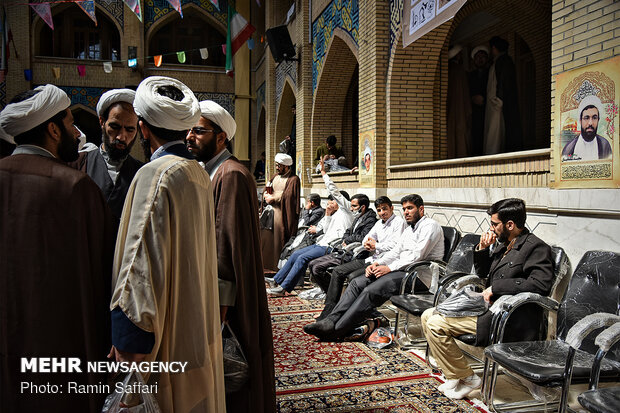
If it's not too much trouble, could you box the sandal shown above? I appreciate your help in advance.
[343,319,377,342]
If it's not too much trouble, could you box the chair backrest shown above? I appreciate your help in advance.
[557,251,620,358]
[445,233,481,274]
[441,226,461,263]
[549,246,572,303]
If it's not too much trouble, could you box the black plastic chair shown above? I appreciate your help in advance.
[389,227,466,346]
[482,251,620,412]
[577,321,620,413]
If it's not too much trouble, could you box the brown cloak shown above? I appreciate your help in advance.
[212,157,276,412]
[261,171,300,271]
[0,154,114,413]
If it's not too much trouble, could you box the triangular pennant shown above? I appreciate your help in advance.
[177,51,186,64]
[74,1,97,26]
[128,58,137,68]
[30,3,54,30]
[199,48,209,60]
[154,55,162,67]
[52,67,60,79]
[122,0,142,22]
[103,61,112,73]
[77,65,86,77]
[208,0,220,10]
[165,0,183,18]
[24,69,32,81]
[247,38,254,50]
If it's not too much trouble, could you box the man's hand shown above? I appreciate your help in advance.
[220,305,228,323]
[320,157,327,176]
[308,225,317,234]
[107,346,148,363]
[365,263,378,277]
[264,193,275,204]
[366,263,391,278]
[364,237,377,251]
[285,135,291,141]
[482,287,493,303]
[478,231,497,250]
[325,202,336,216]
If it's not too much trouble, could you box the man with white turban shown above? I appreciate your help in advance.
[562,94,612,161]
[261,152,300,272]
[0,85,115,412]
[109,76,225,413]
[186,100,276,412]
[69,88,143,225]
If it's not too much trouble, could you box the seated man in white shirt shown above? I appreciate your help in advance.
[313,196,407,320]
[304,194,444,341]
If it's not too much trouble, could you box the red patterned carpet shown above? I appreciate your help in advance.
[268,294,488,412]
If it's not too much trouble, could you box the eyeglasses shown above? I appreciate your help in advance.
[189,127,215,135]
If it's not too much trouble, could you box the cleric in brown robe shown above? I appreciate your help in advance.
[187,100,276,413]
[261,153,301,272]
[0,85,114,412]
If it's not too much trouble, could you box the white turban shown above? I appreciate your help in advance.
[471,45,489,59]
[199,100,236,140]
[96,88,136,117]
[578,94,603,119]
[0,84,70,143]
[133,76,200,131]
[275,153,293,166]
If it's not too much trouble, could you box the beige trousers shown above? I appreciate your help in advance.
[421,308,478,380]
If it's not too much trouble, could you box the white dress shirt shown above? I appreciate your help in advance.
[317,207,353,247]
[375,215,444,271]
[363,213,408,263]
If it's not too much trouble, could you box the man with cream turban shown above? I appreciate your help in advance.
[0,85,115,412]
[261,152,300,272]
[69,88,143,226]
[562,94,612,161]
[109,76,225,413]
[186,100,276,412]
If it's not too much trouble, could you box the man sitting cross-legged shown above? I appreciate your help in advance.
[312,196,407,321]
[304,194,444,341]
[421,198,553,400]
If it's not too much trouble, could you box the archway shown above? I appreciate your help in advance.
[254,106,267,181]
[274,79,296,171]
[72,105,100,147]
[312,30,359,169]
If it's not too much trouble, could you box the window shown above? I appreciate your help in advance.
[37,6,120,61]
[149,14,225,67]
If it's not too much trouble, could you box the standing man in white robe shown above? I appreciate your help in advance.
[109,76,225,413]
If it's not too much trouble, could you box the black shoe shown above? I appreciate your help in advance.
[303,318,335,338]
[315,304,335,322]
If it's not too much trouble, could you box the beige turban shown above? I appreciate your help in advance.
[0,84,70,143]
[471,45,489,59]
[96,88,136,117]
[578,95,603,119]
[275,153,293,166]
[199,100,236,140]
[133,76,200,131]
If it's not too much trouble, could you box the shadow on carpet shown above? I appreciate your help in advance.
[269,294,487,412]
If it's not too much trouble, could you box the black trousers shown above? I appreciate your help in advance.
[327,271,427,336]
[321,259,369,315]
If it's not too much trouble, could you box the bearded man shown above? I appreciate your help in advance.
[0,85,115,412]
[70,89,142,225]
[562,94,612,161]
[186,100,276,412]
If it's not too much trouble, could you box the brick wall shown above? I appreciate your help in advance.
[550,0,620,183]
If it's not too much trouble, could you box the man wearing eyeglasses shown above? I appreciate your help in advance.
[186,101,276,413]
[561,94,612,161]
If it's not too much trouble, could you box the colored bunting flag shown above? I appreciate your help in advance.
[177,51,186,64]
[77,65,86,77]
[247,38,254,50]
[75,1,97,26]
[128,58,137,68]
[166,0,183,18]
[225,5,256,77]
[209,0,219,11]
[52,67,60,79]
[123,0,142,22]
[154,55,162,67]
[199,48,209,60]
[24,69,32,81]
[103,61,112,73]
[30,3,54,30]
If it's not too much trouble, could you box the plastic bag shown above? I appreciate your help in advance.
[101,371,161,413]
[436,286,489,317]
[259,205,273,230]
[298,287,326,300]
[366,327,394,349]
[222,322,249,393]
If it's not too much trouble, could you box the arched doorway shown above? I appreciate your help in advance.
[72,105,100,147]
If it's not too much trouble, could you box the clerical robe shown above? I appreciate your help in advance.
[261,171,300,271]
[0,154,114,413]
[111,155,225,413]
[212,157,276,412]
